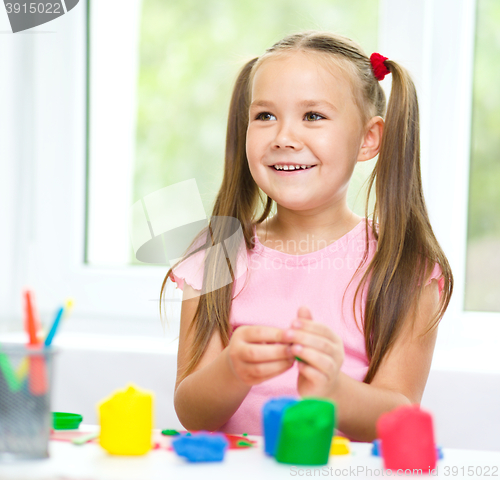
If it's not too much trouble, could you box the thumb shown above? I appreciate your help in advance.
[297,305,313,321]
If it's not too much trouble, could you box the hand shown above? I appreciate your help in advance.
[226,325,295,387]
[284,306,345,398]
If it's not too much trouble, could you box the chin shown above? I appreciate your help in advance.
[274,198,315,211]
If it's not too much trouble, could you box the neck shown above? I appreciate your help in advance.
[263,200,362,250]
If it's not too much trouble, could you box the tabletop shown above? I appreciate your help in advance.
[0,430,499,480]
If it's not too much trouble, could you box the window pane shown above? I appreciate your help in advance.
[465,0,500,312]
[87,0,379,266]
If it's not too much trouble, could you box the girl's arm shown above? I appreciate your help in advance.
[287,279,440,442]
[174,284,294,431]
[342,279,439,440]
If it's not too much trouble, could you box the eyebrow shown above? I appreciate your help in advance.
[249,99,338,111]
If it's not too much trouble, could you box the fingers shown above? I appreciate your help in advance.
[283,325,341,359]
[296,359,329,385]
[240,358,295,384]
[240,342,292,363]
[291,316,339,341]
[291,343,339,378]
[236,325,287,344]
[297,305,313,321]
[228,325,295,386]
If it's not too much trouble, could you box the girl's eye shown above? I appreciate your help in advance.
[256,112,276,121]
[305,112,324,121]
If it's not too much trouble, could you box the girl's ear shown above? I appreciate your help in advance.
[357,116,384,162]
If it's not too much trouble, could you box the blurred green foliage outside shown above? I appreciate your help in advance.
[133,0,379,214]
[465,0,500,312]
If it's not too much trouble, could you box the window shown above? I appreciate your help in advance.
[5,0,498,337]
[86,0,380,267]
[465,0,500,312]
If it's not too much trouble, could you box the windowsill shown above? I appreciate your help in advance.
[431,336,500,374]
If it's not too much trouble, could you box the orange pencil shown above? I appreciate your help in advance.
[24,290,41,345]
[23,290,47,395]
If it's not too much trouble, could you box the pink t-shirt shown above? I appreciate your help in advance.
[170,219,444,435]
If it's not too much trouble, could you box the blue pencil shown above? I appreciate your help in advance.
[44,306,64,347]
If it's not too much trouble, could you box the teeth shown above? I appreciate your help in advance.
[272,164,315,170]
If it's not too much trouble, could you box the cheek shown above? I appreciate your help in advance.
[245,129,256,162]
[245,129,265,167]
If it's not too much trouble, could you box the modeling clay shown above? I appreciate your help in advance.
[98,384,153,455]
[161,429,180,436]
[377,405,436,471]
[371,439,382,456]
[262,396,298,456]
[330,436,350,455]
[275,398,336,466]
[372,438,443,461]
[436,445,444,460]
[172,432,229,462]
[236,440,254,447]
[225,434,256,449]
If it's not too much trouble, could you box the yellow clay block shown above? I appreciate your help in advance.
[98,384,153,455]
[330,436,350,455]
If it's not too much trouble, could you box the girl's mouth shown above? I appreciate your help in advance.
[269,164,317,173]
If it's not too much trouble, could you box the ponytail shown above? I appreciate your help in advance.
[159,57,273,382]
[359,61,453,383]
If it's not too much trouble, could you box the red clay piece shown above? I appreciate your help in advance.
[377,405,436,471]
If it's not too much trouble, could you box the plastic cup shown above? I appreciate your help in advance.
[0,343,57,461]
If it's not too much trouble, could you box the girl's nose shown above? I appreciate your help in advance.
[272,122,303,150]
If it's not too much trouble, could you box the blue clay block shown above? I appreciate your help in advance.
[436,445,444,460]
[372,439,443,461]
[371,439,382,456]
[172,432,229,462]
[262,397,298,456]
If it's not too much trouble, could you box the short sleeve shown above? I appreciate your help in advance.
[169,250,205,291]
[425,262,445,298]
[169,235,208,292]
[169,236,250,298]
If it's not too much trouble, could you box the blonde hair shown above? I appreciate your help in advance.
[160,31,453,384]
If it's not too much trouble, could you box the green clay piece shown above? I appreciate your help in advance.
[71,432,99,445]
[161,429,180,436]
[242,433,248,437]
[52,412,83,430]
[295,356,303,362]
[236,440,254,447]
[275,398,336,466]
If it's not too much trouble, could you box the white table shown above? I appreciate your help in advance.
[0,432,499,480]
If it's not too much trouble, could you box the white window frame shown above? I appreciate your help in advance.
[2,0,498,353]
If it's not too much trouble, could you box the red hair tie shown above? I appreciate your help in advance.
[370,53,390,81]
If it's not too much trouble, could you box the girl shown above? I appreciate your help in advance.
[161,31,453,442]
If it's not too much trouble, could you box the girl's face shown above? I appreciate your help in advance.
[246,51,366,213]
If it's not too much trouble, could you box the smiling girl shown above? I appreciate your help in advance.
[161,31,453,441]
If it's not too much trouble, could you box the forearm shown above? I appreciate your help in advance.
[174,348,251,431]
[331,372,412,442]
